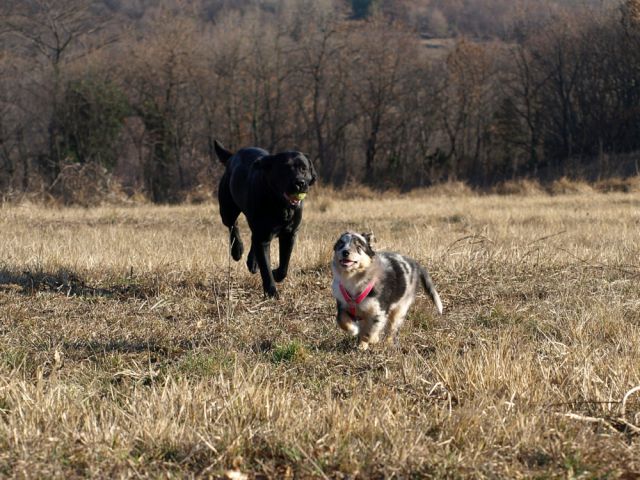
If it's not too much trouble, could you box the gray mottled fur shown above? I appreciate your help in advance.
[331,232,443,350]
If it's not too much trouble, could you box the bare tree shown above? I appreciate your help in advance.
[1,0,113,183]
[349,18,417,184]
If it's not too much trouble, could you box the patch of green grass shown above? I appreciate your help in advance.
[474,304,523,328]
[175,351,234,377]
[270,341,306,364]
[0,348,34,374]
[0,397,11,417]
[563,454,588,478]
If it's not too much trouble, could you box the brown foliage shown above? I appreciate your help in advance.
[0,0,639,202]
[47,163,126,206]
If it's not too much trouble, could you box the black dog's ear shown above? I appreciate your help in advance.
[214,140,233,165]
[361,232,376,256]
[308,156,317,185]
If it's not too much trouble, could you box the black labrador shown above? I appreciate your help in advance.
[214,140,316,297]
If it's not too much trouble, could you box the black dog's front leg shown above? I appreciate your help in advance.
[246,246,258,274]
[273,231,296,283]
[252,235,278,298]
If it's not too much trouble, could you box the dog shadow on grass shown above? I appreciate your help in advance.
[62,337,200,360]
[0,268,150,299]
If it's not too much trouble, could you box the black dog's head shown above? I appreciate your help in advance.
[256,151,316,208]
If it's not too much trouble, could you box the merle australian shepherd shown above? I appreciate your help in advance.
[331,232,443,350]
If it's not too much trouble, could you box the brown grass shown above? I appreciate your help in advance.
[491,179,546,196]
[547,177,594,195]
[1,191,640,478]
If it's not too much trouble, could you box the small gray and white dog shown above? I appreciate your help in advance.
[331,232,443,350]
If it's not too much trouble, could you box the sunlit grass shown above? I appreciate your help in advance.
[0,189,639,477]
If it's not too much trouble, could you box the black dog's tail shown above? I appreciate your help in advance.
[419,266,443,314]
[214,140,233,165]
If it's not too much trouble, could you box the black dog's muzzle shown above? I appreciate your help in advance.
[292,179,308,193]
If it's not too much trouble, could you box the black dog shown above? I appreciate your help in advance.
[214,140,316,297]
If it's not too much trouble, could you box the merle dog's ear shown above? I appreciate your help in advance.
[361,232,376,256]
[214,140,233,165]
[333,232,348,251]
[362,232,375,245]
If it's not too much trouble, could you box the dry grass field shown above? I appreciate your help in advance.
[1,187,640,478]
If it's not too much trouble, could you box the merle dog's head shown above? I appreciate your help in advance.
[256,151,316,208]
[333,231,376,274]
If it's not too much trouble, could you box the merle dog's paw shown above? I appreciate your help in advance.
[272,268,287,283]
[246,253,258,274]
[264,284,279,298]
[231,240,244,261]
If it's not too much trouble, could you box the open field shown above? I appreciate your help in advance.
[1,189,640,478]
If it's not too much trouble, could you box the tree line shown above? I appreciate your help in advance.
[0,0,638,203]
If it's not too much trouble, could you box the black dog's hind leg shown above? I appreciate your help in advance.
[273,231,296,282]
[252,235,278,298]
[218,177,244,261]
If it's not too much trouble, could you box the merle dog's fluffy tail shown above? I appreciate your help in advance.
[214,140,233,165]
[419,266,443,314]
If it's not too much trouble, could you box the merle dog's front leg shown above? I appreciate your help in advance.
[336,303,359,337]
[358,314,387,351]
[273,231,296,283]
[252,235,278,298]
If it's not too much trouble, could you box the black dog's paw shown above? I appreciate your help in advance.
[231,240,244,261]
[246,252,258,274]
[272,268,287,283]
[264,284,279,299]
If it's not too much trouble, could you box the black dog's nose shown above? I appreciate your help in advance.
[295,180,306,191]
[341,250,350,258]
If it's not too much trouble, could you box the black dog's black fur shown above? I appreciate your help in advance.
[214,140,316,297]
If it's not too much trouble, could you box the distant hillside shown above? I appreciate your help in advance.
[98,0,623,39]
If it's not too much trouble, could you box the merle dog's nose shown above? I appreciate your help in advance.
[341,250,350,258]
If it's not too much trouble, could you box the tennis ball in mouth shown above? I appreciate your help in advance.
[292,192,307,201]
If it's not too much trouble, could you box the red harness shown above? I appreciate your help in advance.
[339,281,375,318]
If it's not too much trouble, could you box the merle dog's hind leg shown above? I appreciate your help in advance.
[385,304,410,346]
[219,178,244,261]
